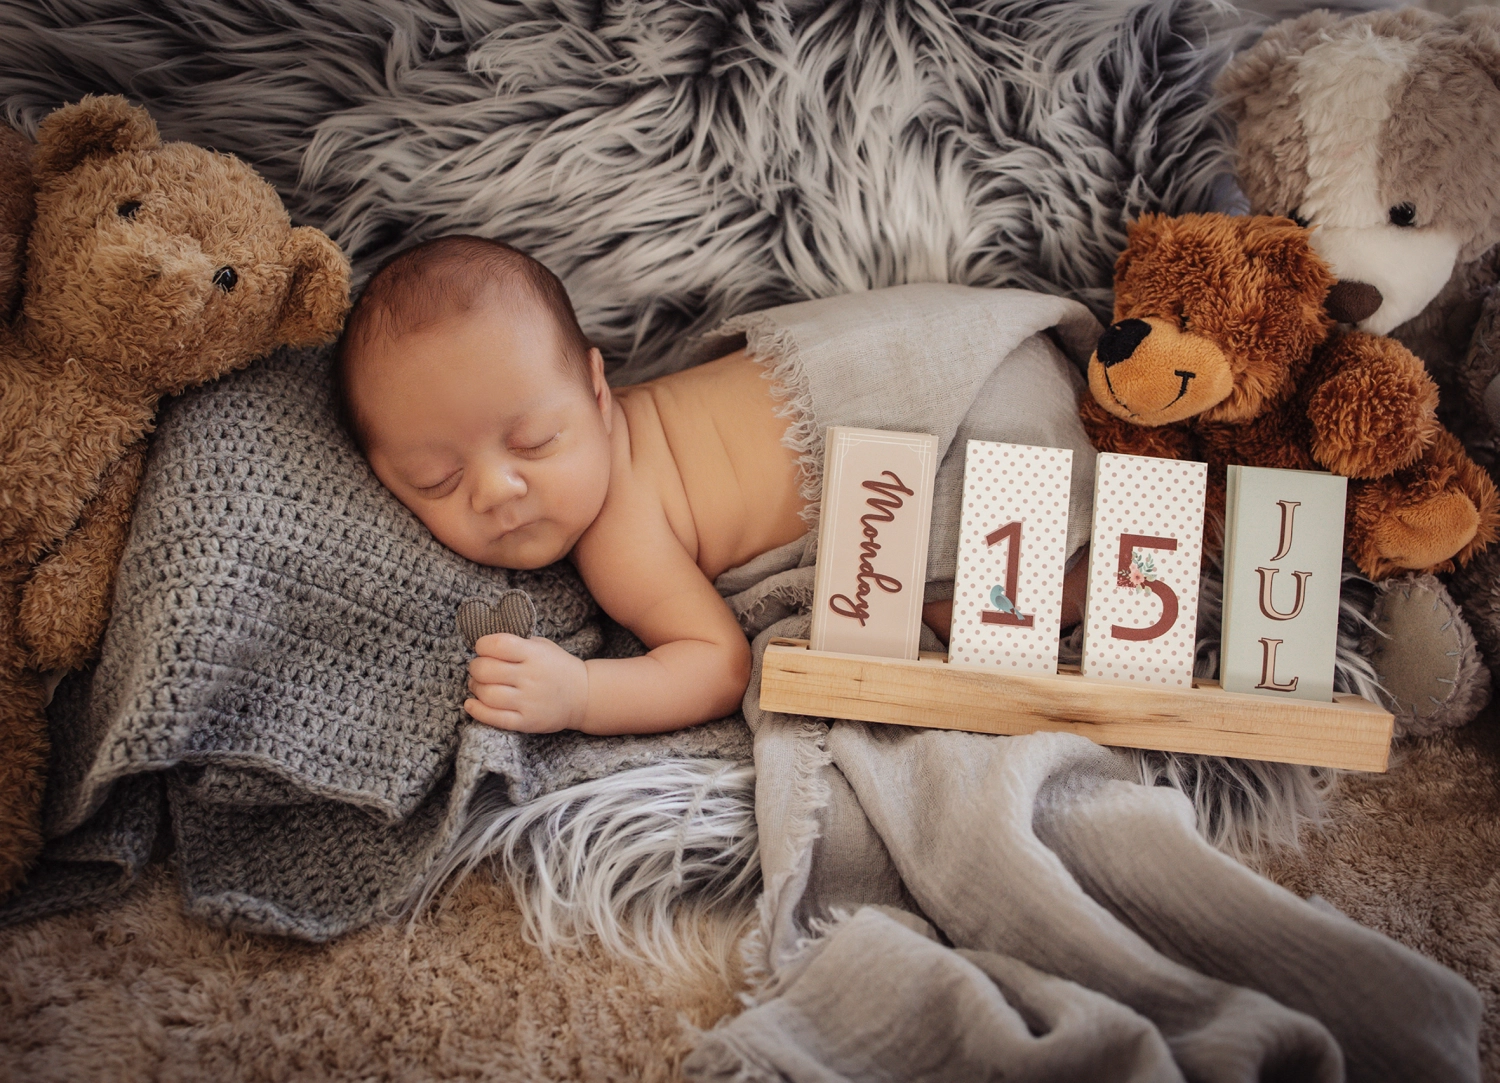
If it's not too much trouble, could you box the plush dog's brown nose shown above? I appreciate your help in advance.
[1326,280,1383,324]
[1096,319,1152,367]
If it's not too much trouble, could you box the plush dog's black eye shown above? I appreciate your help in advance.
[1289,209,1310,229]
[117,201,141,219]
[1389,203,1417,227]
[212,266,238,293]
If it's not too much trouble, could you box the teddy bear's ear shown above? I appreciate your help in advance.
[32,95,160,179]
[0,125,34,320]
[1110,215,1167,318]
[274,226,352,348]
[1214,10,1339,124]
[1116,214,1167,277]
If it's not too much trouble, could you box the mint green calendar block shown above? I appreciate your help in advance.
[1220,465,1347,703]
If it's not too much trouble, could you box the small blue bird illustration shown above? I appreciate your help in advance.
[989,584,1028,622]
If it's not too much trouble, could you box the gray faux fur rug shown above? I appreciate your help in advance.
[0,0,1252,368]
[0,0,1365,945]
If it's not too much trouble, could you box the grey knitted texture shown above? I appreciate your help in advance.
[1,348,749,937]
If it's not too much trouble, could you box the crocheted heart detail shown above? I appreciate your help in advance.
[456,591,537,649]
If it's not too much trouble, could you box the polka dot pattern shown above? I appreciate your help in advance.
[949,440,1072,672]
[1081,453,1207,685]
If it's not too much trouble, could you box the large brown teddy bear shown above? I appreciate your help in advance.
[0,96,351,900]
[1080,212,1499,584]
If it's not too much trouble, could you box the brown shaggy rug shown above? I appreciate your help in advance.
[3,712,1497,1082]
[0,869,744,1082]
[1262,706,1500,1078]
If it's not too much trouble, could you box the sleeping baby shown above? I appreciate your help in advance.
[337,235,1088,735]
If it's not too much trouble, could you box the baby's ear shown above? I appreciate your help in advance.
[274,226,351,347]
[33,95,160,179]
[588,347,613,429]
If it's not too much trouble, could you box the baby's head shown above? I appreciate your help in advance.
[337,235,613,570]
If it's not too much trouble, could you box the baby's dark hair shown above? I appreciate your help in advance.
[335,235,592,450]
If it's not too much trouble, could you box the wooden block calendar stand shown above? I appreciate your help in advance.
[760,639,1394,772]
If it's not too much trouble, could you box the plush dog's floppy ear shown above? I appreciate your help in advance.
[1455,8,1500,91]
[1214,9,1340,125]
[32,95,160,179]
[274,226,351,347]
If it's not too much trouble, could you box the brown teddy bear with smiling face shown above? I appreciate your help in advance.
[0,96,350,899]
[1081,212,1499,582]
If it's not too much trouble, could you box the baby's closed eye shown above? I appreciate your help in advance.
[417,470,462,497]
[509,431,560,456]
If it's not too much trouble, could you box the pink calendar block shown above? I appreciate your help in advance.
[810,427,939,660]
[948,441,1073,672]
[1081,453,1207,686]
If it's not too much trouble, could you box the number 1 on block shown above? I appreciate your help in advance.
[948,441,1073,672]
[1081,453,1206,685]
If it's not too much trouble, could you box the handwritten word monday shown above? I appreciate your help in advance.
[828,472,914,625]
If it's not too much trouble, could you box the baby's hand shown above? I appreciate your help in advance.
[465,633,588,733]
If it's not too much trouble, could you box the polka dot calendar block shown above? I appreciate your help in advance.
[1081,453,1207,686]
[948,440,1073,673]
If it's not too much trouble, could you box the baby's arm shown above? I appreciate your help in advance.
[464,493,750,736]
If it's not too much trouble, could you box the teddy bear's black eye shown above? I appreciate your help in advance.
[117,201,141,220]
[1388,203,1417,228]
[1289,209,1310,229]
[212,266,238,293]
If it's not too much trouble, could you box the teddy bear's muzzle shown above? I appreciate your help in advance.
[99,234,216,324]
[1087,316,1235,426]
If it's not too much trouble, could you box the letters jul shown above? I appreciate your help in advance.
[829,472,913,625]
[1256,499,1310,692]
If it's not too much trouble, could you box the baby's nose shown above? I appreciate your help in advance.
[472,466,526,512]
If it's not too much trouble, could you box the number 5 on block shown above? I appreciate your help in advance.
[948,441,1074,672]
[1081,453,1207,686]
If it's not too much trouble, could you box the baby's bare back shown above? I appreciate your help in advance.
[613,350,808,580]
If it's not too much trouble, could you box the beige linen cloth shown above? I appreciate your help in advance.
[683,285,1481,1083]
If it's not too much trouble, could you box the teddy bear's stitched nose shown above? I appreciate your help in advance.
[1096,318,1152,367]
[1326,280,1383,324]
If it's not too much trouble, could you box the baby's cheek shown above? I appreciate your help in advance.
[418,505,487,564]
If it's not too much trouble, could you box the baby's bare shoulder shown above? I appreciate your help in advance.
[571,485,729,642]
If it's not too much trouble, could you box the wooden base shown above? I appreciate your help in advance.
[759,639,1392,772]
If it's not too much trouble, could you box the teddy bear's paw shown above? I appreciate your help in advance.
[1306,344,1438,479]
[18,558,110,672]
[1365,574,1490,738]
[1370,491,1479,575]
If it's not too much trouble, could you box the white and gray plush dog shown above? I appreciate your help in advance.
[1219,7,1500,733]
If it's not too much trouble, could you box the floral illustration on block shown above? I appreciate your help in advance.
[1117,549,1158,594]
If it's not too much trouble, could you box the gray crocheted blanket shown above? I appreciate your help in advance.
[1,348,749,937]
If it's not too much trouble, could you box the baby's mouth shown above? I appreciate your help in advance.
[493,516,534,538]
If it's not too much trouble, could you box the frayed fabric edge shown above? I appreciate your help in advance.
[717,313,824,529]
[738,715,836,1003]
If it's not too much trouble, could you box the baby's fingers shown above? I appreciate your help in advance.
[468,655,517,686]
[474,632,530,662]
[463,697,527,731]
